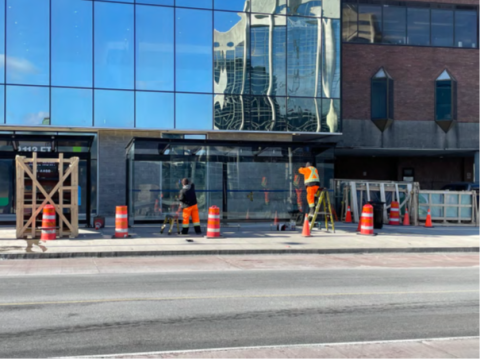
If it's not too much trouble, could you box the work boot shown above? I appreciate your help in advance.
[194,226,202,235]
[181,227,189,235]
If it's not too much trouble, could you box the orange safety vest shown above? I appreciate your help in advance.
[298,166,320,185]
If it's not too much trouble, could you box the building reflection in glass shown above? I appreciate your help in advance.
[214,0,340,133]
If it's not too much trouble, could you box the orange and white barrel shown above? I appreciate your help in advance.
[389,201,400,225]
[115,206,129,238]
[41,205,56,240]
[360,204,374,235]
[206,206,221,238]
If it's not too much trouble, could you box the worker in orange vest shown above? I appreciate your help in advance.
[293,174,304,213]
[178,178,201,235]
[298,162,320,219]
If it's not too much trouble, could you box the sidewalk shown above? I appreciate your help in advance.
[0,222,478,259]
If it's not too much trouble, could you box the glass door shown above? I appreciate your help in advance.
[0,159,15,223]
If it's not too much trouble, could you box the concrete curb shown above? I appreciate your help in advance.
[0,247,478,260]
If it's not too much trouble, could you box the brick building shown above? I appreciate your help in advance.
[336,0,479,189]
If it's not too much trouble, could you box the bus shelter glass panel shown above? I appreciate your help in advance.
[129,140,333,223]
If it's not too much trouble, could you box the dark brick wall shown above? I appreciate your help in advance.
[342,45,479,123]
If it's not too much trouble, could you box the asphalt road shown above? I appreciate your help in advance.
[0,267,478,358]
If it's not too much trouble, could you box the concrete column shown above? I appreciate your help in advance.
[475,151,479,184]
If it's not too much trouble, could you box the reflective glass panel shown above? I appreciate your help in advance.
[432,9,453,47]
[6,85,49,125]
[287,97,321,132]
[214,94,249,131]
[323,0,341,19]
[322,19,340,99]
[287,16,321,98]
[214,11,250,95]
[176,0,212,9]
[94,90,134,128]
[372,79,387,119]
[214,0,247,12]
[136,91,174,129]
[6,0,49,85]
[176,93,213,130]
[342,2,357,42]
[289,0,322,17]
[252,0,287,14]
[436,80,452,120]
[137,0,173,5]
[357,3,382,43]
[250,14,286,96]
[0,0,4,83]
[136,5,174,91]
[455,10,478,48]
[383,4,406,45]
[250,96,286,131]
[0,86,4,124]
[94,2,134,89]
[407,7,430,46]
[176,8,213,93]
[322,98,340,133]
[103,0,133,2]
[52,0,93,87]
[51,88,92,127]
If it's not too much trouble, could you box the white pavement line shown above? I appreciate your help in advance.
[66,336,480,358]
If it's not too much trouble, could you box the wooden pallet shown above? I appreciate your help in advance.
[16,153,79,239]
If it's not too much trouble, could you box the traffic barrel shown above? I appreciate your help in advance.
[206,206,221,238]
[115,206,129,238]
[388,201,400,225]
[40,205,56,241]
[359,204,375,236]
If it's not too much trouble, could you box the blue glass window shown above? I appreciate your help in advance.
[383,4,406,45]
[6,85,49,125]
[94,2,134,89]
[287,97,321,132]
[176,8,213,93]
[51,88,92,127]
[455,9,478,48]
[52,0,93,87]
[136,91,174,129]
[103,0,133,2]
[432,9,453,47]
[0,86,4,124]
[136,0,174,6]
[0,0,4,83]
[252,0,286,14]
[6,0,49,85]
[94,90,134,128]
[214,0,247,12]
[136,5,174,91]
[176,93,213,130]
[176,0,212,9]
[322,98,341,133]
[250,96,286,131]
[407,6,430,46]
[214,11,250,95]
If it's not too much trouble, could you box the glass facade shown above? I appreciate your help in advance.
[127,138,334,223]
[0,0,341,134]
[343,0,478,48]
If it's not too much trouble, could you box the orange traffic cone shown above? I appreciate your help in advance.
[403,208,410,226]
[302,214,311,237]
[425,209,433,228]
[345,206,352,223]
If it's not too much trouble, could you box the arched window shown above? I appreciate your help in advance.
[371,67,394,131]
[435,69,457,132]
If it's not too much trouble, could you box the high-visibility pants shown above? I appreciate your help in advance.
[306,186,320,208]
[182,204,201,234]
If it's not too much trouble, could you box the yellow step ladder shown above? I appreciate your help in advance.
[310,188,335,232]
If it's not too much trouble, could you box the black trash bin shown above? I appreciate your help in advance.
[368,201,385,229]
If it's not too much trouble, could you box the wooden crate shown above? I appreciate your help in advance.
[16,153,79,239]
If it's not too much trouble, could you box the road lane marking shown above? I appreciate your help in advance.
[0,289,478,307]
[63,336,480,358]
